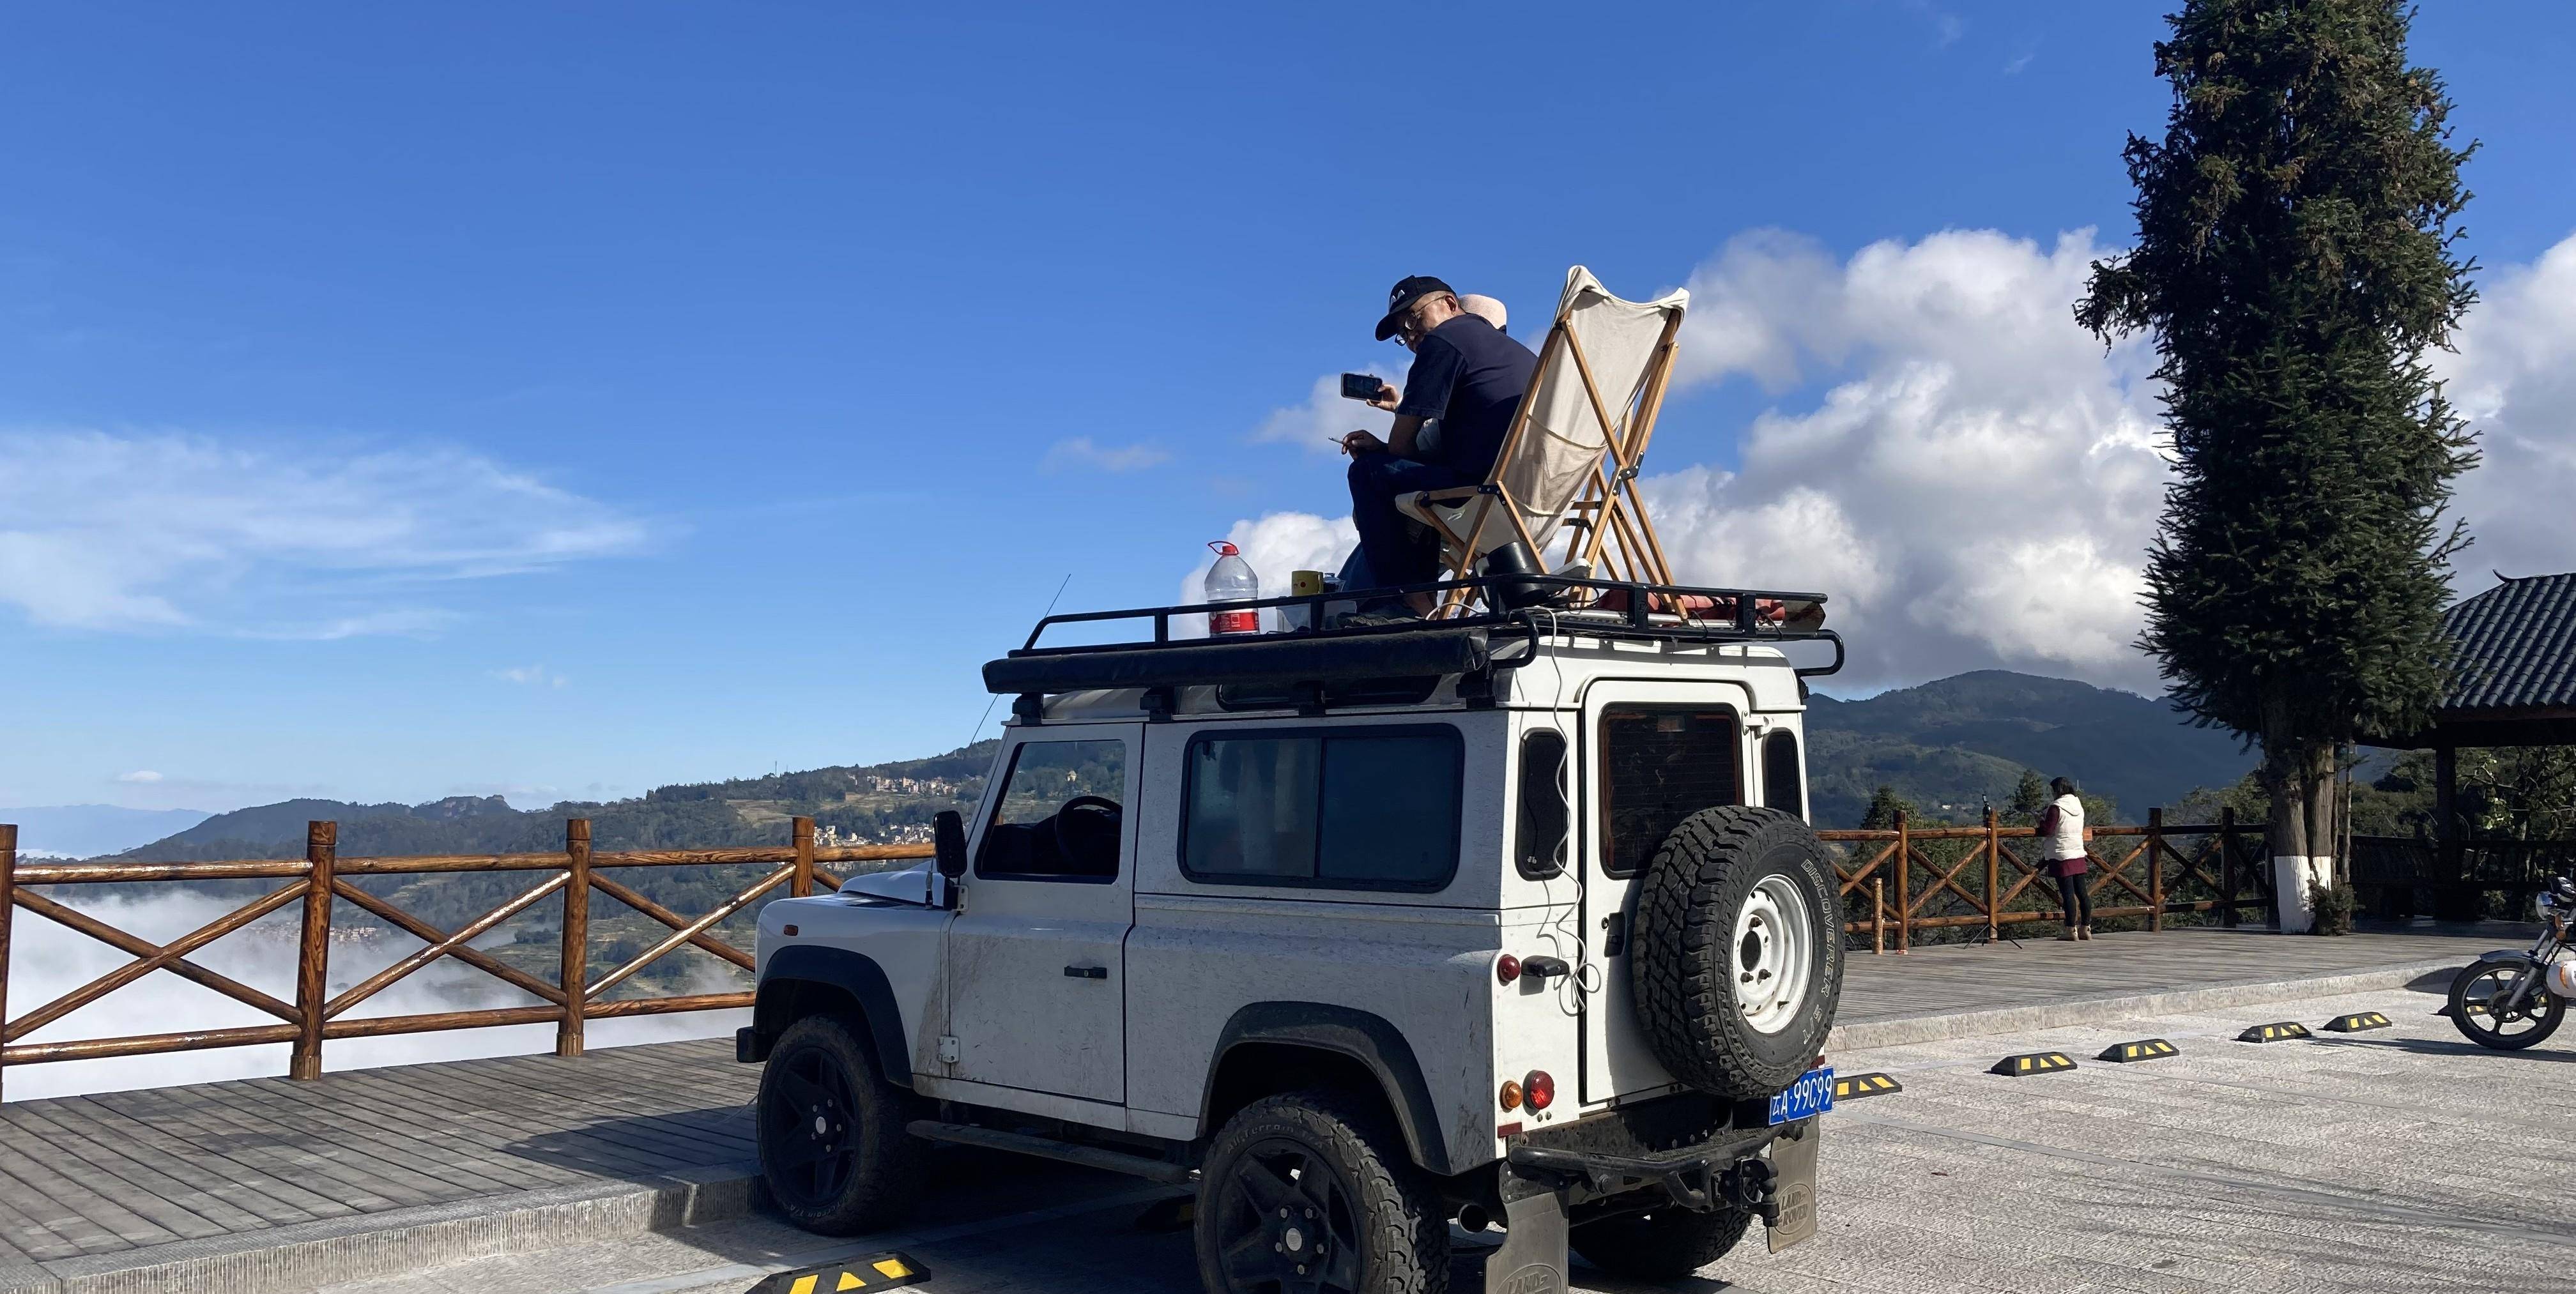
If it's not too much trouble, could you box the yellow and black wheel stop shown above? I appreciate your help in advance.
[2323,1011,2393,1033]
[2237,1021,2312,1042]
[1832,1071,1903,1100]
[1989,1051,2077,1076]
[2096,1038,2180,1063]
[748,1252,930,1293]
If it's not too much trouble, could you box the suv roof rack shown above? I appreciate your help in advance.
[981,574,1843,700]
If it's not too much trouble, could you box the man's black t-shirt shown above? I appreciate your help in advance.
[1395,314,1538,478]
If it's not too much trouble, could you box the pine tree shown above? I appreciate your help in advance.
[2076,0,2477,920]
[1861,785,1917,831]
[2006,770,2050,825]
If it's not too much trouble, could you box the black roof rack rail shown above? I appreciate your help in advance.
[988,574,1844,696]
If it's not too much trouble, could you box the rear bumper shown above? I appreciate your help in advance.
[1506,1123,1778,1217]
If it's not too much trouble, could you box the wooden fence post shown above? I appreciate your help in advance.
[2148,807,2165,932]
[1872,878,1884,955]
[1,824,15,1103]
[290,821,335,1081]
[1983,807,2000,941]
[792,816,815,898]
[558,819,592,1058]
[1894,811,1911,955]
[2220,807,2238,929]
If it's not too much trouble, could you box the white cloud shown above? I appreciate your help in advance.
[1040,437,1170,473]
[493,664,569,688]
[1655,227,2166,689]
[1250,372,1396,455]
[116,770,164,784]
[0,430,648,636]
[2434,231,2576,591]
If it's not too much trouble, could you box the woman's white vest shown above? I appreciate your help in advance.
[2048,794,2085,859]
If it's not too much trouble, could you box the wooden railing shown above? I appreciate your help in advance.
[1821,809,2273,953]
[0,819,933,1100]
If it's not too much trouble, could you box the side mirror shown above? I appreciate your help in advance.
[933,810,969,881]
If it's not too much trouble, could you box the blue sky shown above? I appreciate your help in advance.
[6,2,2572,814]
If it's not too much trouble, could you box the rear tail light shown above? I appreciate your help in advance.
[1496,954,1521,985]
[1522,1070,1555,1111]
[1498,1079,1523,1111]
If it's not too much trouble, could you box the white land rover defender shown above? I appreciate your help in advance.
[739,574,1848,1294]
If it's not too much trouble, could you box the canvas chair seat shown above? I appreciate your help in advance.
[1393,267,1689,604]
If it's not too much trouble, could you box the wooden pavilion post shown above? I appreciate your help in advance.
[2220,807,2237,928]
[2147,807,2166,932]
[289,821,336,1081]
[2434,743,2462,917]
[0,824,15,1102]
[557,819,592,1058]
[1894,810,1911,955]
[1982,808,2000,941]
[792,816,816,898]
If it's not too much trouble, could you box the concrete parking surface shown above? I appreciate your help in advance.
[326,980,2576,1294]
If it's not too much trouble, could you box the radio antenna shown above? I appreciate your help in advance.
[962,573,1072,750]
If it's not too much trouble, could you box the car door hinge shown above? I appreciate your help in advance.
[937,1035,961,1064]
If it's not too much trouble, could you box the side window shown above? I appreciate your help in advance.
[1183,727,1462,891]
[1599,707,1740,878]
[977,739,1127,882]
[1517,731,1570,879]
[1762,730,1804,817]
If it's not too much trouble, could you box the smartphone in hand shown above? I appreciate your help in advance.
[1339,373,1388,402]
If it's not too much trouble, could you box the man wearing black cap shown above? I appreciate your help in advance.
[1338,275,1538,618]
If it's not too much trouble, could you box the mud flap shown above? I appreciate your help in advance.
[1480,1189,1570,1294]
[1766,1116,1819,1252]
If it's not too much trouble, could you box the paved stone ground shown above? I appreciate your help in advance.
[0,924,2542,1293]
[318,980,2576,1294]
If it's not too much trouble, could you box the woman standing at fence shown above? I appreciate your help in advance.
[2039,777,2093,941]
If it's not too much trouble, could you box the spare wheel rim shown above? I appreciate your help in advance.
[1734,873,1813,1035]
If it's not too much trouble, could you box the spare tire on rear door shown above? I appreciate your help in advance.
[1630,805,1843,1100]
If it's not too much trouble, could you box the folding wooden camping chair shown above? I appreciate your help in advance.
[1396,266,1689,615]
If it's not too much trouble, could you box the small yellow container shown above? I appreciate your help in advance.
[1291,570,1326,597]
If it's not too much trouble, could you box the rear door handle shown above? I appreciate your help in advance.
[1063,965,1108,980]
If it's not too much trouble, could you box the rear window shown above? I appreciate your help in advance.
[1600,707,1740,877]
[1762,730,1804,817]
[1182,726,1462,891]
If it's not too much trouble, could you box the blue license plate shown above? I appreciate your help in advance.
[1768,1065,1834,1125]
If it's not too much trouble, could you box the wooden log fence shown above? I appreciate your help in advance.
[1820,809,2273,952]
[0,817,933,1100]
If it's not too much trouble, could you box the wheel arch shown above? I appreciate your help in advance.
[1199,1001,1457,1175]
[753,945,914,1090]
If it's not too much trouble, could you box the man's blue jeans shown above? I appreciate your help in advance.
[1346,453,1468,593]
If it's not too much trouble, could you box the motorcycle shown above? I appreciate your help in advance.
[2448,874,2573,1051]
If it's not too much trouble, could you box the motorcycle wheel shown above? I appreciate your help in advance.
[2448,963,2565,1050]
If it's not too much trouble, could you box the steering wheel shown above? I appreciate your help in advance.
[1052,795,1124,873]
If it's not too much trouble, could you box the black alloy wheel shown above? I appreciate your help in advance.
[2448,963,2566,1050]
[1211,1137,1366,1293]
[756,1014,924,1234]
[762,1039,861,1206]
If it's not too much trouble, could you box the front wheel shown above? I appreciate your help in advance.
[757,1014,927,1233]
[1193,1090,1448,1294]
[2448,962,2564,1050]
[1570,1204,1753,1281]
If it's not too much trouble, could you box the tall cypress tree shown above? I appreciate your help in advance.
[2076,0,2477,921]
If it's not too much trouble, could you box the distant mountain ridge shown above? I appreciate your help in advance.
[1804,670,2251,826]
[2,805,214,858]
[87,671,2256,860]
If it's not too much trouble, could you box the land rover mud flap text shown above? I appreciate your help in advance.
[1767,1118,1819,1252]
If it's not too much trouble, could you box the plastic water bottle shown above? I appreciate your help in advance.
[1205,541,1260,636]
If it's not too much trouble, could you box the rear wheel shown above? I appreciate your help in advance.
[1570,1203,1752,1280]
[757,1014,926,1233]
[1193,1090,1448,1294]
[2448,963,2564,1050]
[1631,806,1843,1100]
